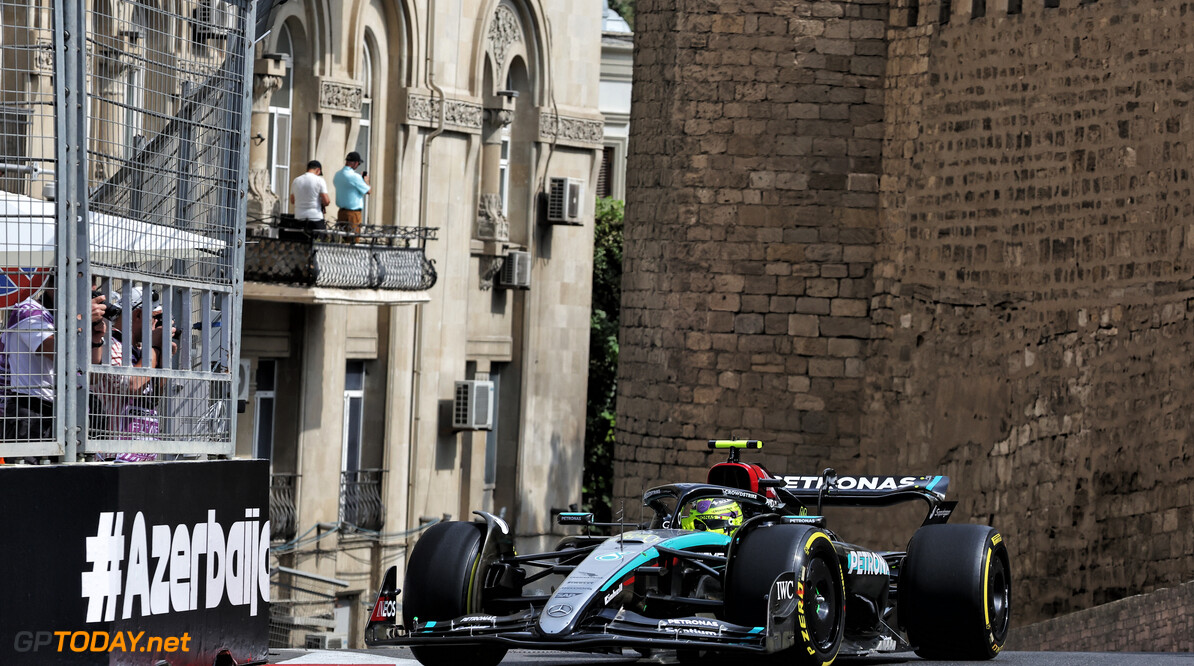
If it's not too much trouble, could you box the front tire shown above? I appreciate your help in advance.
[402,521,508,666]
[724,524,845,665]
[900,524,1011,660]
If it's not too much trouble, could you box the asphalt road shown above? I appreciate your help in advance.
[271,647,1194,665]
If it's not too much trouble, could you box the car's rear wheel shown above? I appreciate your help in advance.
[900,524,1011,660]
[724,524,844,665]
[402,521,508,666]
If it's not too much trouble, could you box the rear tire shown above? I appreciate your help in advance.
[724,525,844,665]
[402,521,508,666]
[901,524,1011,660]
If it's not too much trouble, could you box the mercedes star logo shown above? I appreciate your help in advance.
[546,604,572,617]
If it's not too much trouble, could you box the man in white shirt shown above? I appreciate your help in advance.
[290,160,330,224]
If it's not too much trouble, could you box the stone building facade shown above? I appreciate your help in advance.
[238,0,604,645]
[617,0,1194,628]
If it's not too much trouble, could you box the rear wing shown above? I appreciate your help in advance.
[778,474,956,525]
[704,441,956,526]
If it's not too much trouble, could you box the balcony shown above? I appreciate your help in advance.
[339,469,385,532]
[270,472,300,542]
[245,217,437,304]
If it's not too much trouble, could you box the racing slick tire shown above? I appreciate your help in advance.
[901,524,1011,660]
[724,524,845,666]
[402,521,508,666]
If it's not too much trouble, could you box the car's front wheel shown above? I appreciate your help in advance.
[724,524,844,665]
[402,521,508,666]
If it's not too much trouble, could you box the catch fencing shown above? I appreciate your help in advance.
[0,0,253,461]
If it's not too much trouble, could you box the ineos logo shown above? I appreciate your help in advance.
[546,604,572,618]
[774,580,795,601]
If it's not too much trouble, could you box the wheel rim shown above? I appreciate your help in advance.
[987,554,1010,640]
[805,557,840,652]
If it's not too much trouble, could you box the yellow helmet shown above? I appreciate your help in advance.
[679,498,743,535]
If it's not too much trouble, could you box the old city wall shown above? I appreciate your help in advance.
[874,0,1194,624]
[619,0,1194,631]
[616,0,887,499]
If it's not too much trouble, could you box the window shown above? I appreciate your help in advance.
[342,360,365,472]
[484,365,502,487]
[355,46,374,224]
[498,128,510,216]
[253,359,276,460]
[1007,0,1022,14]
[123,10,147,162]
[1044,0,1059,7]
[597,146,615,198]
[939,0,952,24]
[908,0,920,26]
[268,25,293,209]
[971,0,985,19]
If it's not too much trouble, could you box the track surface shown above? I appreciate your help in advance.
[271,647,1194,665]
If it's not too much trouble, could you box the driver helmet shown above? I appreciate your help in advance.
[679,498,743,535]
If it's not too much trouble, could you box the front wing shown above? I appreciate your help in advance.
[367,606,792,653]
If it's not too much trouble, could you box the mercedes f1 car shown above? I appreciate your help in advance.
[366,440,1011,665]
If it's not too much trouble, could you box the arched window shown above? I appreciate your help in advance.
[268,24,293,208]
[355,45,374,223]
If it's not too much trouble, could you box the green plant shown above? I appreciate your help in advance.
[584,197,624,523]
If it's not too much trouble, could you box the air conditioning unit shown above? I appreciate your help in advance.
[546,177,585,225]
[304,633,347,649]
[453,380,495,431]
[192,0,236,40]
[499,250,531,289]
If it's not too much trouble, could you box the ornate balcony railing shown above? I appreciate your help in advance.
[245,216,438,291]
[269,473,300,542]
[340,469,385,532]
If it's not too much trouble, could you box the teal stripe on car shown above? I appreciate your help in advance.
[599,532,731,591]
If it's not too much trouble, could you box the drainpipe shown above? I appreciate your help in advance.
[406,0,450,543]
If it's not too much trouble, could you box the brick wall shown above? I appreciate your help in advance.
[618,0,1194,630]
[1008,579,1194,651]
[617,0,887,498]
[873,0,1194,624]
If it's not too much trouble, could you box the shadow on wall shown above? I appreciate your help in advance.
[436,398,459,471]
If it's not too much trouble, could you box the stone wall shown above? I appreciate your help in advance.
[618,0,1194,629]
[1008,579,1194,651]
[617,0,887,496]
[873,0,1194,624]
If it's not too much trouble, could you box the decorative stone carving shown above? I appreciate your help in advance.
[34,38,53,72]
[319,80,363,114]
[406,94,484,130]
[246,167,279,222]
[479,255,505,291]
[476,193,509,242]
[539,112,605,147]
[252,73,283,113]
[483,107,515,144]
[488,5,523,70]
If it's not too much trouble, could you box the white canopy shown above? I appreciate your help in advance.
[0,192,225,267]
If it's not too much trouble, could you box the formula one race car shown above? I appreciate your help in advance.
[366,440,1011,665]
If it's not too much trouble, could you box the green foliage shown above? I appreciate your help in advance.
[608,0,635,29]
[584,197,624,523]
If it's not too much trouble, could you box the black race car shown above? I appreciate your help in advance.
[366,440,1011,665]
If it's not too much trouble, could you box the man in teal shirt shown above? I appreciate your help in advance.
[333,151,371,237]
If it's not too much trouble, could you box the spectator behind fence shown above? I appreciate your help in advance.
[91,287,176,461]
[2,284,107,441]
[333,151,370,237]
[290,159,330,226]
